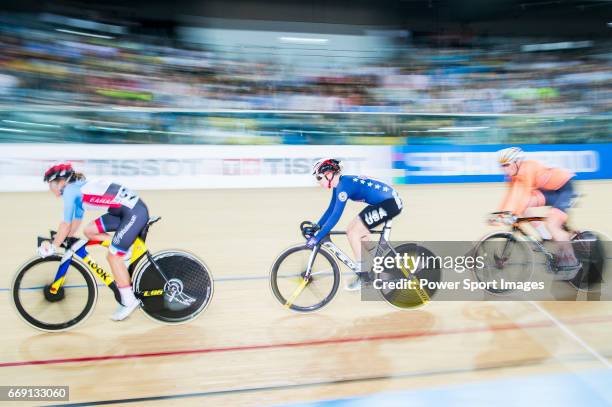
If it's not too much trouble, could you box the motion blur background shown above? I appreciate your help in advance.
[1,1,612,406]
[1,0,611,188]
[0,0,610,147]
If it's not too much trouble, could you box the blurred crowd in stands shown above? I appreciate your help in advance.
[0,13,610,146]
[1,14,610,115]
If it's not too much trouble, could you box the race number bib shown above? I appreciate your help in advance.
[115,185,139,209]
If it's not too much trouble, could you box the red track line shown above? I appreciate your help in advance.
[1,314,610,368]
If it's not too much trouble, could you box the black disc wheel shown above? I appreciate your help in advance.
[373,243,440,309]
[568,231,606,292]
[134,251,213,324]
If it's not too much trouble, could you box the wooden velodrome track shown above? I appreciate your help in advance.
[0,181,611,406]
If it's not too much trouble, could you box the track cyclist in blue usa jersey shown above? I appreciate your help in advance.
[38,162,150,321]
[306,158,403,291]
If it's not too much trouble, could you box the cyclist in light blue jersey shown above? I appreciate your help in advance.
[38,162,149,321]
[306,158,403,290]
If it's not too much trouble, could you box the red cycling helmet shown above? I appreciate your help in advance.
[312,158,342,188]
[312,158,342,178]
[43,162,75,183]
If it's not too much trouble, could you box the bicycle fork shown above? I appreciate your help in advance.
[49,241,123,305]
[283,245,327,309]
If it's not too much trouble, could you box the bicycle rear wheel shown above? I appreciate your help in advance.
[270,245,340,312]
[133,250,213,324]
[472,232,533,294]
[374,243,440,309]
[568,231,606,292]
[11,255,97,332]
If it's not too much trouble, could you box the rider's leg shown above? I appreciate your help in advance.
[541,181,578,269]
[524,190,552,240]
[83,219,113,242]
[106,203,149,320]
[546,207,579,273]
[346,199,402,291]
[347,216,372,269]
[85,215,133,266]
[344,217,372,291]
[539,181,575,243]
[546,208,571,242]
[107,251,132,287]
[107,248,140,321]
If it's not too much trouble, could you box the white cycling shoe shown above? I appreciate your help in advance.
[345,272,369,291]
[345,275,361,291]
[111,300,140,321]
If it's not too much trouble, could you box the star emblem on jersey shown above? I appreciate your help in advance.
[360,180,365,184]
[375,184,381,189]
[383,187,389,192]
[367,182,373,187]
[352,178,358,182]
[338,191,348,202]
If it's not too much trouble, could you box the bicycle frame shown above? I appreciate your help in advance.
[484,216,586,276]
[305,221,394,277]
[47,236,151,304]
[301,219,429,305]
[510,219,557,263]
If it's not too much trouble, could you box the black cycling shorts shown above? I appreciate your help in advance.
[541,180,575,212]
[359,198,402,229]
[94,199,149,256]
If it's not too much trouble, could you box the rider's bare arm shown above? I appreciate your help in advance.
[52,221,71,249]
[500,181,531,215]
[499,162,537,215]
[69,219,82,237]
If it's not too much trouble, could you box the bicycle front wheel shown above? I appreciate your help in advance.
[472,232,534,294]
[11,255,98,332]
[133,250,214,324]
[270,245,340,312]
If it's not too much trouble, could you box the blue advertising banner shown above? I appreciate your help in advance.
[393,144,610,184]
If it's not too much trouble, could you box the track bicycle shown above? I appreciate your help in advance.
[472,211,606,294]
[270,220,440,312]
[12,216,214,332]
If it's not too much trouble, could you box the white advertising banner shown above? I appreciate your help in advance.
[0,144,392,191]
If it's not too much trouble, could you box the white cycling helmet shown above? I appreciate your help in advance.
[498,147,523,166]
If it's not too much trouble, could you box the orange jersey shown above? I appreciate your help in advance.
[499,160,573,215]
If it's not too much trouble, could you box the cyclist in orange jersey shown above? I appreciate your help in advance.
[493,147,579,274]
